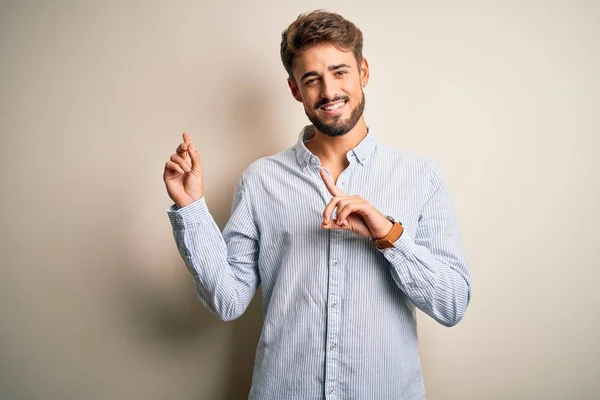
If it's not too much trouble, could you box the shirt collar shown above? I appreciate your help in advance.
[293,125,378,170]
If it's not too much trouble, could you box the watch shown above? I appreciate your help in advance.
[373,216,404,249]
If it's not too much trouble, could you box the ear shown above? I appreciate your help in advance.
[359,57,370,88]
[287,78,303,102]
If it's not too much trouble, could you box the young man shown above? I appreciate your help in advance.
[163,10,471,400]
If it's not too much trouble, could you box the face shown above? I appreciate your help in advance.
[288,44,369,137]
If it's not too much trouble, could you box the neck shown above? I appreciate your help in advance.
[306,117,368,165]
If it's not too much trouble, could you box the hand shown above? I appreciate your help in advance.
[163,132,204,208]
[320,169,393,239]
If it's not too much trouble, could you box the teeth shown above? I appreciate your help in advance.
[323,101,345,111]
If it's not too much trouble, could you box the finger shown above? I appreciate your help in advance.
[322,217,353,231]
[336,200,360,226]
[176,143,189,158]
[165,160,185,175]
[181,133,193,162]
[321,218,344,230]
[325,215,373,237]
[320,168,345,197]
[336,197,366,225]
[188,143,201,173]
[170,154,191,172]
[177,145,191,167]
[322,196,345,224]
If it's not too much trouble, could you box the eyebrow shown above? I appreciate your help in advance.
[300,64,352,82]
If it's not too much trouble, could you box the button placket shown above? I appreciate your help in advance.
[324,164,352,396]
[325,228,345,394]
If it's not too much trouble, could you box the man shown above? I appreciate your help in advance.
[163,10,471,400]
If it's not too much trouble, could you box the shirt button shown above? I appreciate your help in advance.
[331,302,338,308]
[389,252,396,259]
[331,260,339,267]
[330,344,336,350]
[328,388,334,394]
[310,156,319,165]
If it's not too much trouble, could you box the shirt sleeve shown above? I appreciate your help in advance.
[379,161,471,327]
[166,175,260,322]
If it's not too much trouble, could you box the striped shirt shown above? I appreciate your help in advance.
[167,125,471,399]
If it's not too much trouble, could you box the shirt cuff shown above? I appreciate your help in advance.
[379,229,413,259]
[378,230,418,289]
[167,197,210,227]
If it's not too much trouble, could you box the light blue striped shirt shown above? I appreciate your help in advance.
[167,125,471,399]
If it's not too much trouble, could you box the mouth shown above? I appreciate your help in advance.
[319,100,348,114]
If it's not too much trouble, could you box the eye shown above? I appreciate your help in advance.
[305,78,318,85]
[335,70,348,76]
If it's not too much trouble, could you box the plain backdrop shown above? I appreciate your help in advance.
[1,1,599,399]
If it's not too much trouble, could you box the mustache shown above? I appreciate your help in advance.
[314,96,350,110]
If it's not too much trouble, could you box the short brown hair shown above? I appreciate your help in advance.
[280,10,364,81]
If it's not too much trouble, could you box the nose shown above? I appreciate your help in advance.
[320,75,338,102]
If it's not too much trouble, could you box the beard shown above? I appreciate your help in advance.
[305,90,366,138]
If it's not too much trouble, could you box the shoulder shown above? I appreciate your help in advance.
[236,146,297,187]
[375,142,442,178]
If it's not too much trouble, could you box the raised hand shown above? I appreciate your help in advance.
[163,132,204,208]
[320,168,393,239]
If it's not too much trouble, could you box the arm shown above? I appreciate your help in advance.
[380,162,471,327]
[167,176,260,322]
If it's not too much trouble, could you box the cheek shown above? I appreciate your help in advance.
[346,84,361,96]
[300,98,314,113]
[301,91,318,108]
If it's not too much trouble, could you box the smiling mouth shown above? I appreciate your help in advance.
[320,100,348,112]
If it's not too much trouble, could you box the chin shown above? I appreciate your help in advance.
[305,92,366,138]
[311,117,354,138]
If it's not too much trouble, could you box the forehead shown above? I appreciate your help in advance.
[292,44,357,77]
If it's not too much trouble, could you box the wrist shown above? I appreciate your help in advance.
[372,216,403,249]
[176,194,203,209]
[373,219,394,240]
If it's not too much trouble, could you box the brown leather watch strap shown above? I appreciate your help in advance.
[374,221,404,249]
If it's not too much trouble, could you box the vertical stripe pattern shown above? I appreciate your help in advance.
[167,125,471,400]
